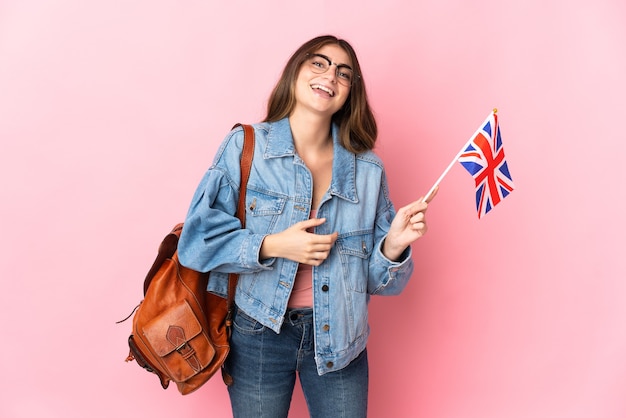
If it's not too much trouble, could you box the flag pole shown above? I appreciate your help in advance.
[422,109,497,202]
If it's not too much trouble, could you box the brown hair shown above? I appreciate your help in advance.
[263,35,378,153]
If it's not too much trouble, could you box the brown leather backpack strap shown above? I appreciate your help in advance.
[226,124,255,324]
[237,124,255,228]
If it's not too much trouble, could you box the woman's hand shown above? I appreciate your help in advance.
[260,218,338,266]
[383,188,438,261]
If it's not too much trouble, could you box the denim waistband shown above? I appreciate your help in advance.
[284,307,313,325]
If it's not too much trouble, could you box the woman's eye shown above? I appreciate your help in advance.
[338,71,352,81]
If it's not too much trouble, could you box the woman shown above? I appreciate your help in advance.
[178,35,435,418]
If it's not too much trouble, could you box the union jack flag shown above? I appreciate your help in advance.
[458,112,514,218]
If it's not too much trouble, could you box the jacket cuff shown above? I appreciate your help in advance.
[377,236,412,266]
[242,233,275,269]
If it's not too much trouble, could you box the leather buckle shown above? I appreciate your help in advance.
[167,326,202,372]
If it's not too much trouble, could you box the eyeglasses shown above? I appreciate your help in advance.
[305,53,359,87]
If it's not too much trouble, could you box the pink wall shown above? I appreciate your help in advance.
[1,1,625,417]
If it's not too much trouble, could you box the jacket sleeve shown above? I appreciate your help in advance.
[178,128,274,274]
[367,170,415,295]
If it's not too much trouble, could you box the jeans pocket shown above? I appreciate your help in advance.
[233,308,266,335]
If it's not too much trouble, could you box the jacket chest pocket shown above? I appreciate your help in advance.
[336,230,373,293]
[245,188,288,233]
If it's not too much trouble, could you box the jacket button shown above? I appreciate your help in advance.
[321,284,329,292]
[322,324,330,331]
[326,361,334,368]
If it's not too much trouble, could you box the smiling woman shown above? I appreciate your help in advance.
[291,44,354,141]
[264,35,376,154]
[2,1,624,417]
[177,34,435,418]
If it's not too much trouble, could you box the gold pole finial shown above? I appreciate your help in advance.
[493,108,498,114]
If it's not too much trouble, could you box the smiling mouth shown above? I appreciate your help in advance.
[311,84,335,97]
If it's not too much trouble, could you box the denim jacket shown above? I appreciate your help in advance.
[178,117,414,375]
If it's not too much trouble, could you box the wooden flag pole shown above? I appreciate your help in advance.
[422,109,497,202]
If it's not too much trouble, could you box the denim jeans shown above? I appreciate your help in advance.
[225,306,369,418]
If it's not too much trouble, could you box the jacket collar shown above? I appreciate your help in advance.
[264,118,358,203]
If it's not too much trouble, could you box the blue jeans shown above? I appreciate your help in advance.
[225,306,369,418]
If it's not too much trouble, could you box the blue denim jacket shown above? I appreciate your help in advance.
[178,117,414,375]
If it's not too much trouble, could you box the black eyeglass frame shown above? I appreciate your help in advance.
[304,53,361,87]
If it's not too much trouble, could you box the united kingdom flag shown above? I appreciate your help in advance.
[458,112,514,218]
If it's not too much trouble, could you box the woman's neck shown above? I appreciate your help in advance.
[288,112,333,153]
[288,111,334,209]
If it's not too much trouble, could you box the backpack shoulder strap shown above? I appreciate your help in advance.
[227,123,255,320]
[232,123,255,227]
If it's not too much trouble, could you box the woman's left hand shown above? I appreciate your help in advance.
[382,187,437,261]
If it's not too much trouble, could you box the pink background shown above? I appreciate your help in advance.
[1,1,625,417]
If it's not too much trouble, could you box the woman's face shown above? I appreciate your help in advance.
[292,43,353,119]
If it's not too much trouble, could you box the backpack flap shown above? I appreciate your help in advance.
[142,300,217,383]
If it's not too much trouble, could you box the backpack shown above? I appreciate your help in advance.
[119,124,255,394]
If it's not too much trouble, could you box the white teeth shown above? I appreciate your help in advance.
[311,84,334,97]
